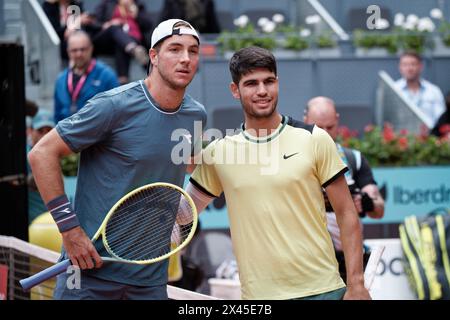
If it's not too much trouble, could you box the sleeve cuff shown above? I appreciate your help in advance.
[189,177,219,198]
[322,167,349,188]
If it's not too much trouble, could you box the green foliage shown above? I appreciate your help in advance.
[438,21,450,47]
[218,23,336,53]
[61,154,79,176]
[337,124,450,167]
[395,27,434,53]
[315,31,337,48]
[353,28,434,54]
[283,33,309,51]
[353,29,398,53]
[217,24,277,52]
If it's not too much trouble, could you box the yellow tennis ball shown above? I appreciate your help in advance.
[29,212,62,253]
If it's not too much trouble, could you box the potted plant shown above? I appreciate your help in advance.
[353,13,436,56]
[337,123,450,167]
[217,13,338,59]
[353,29,398,55]
[314,30,340,57]
[435,11,450,56]
[217,15,278,57]
[439,21,450,47]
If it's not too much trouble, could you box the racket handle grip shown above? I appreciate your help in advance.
[20,259,72,291]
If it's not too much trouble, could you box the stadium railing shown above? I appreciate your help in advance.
[21,0,61,101]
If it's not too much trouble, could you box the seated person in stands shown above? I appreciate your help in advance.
[159,0,221,34]
[42,0,97,60]
[394,51,445,127]
[91,0,153,84]
[54,30,119,122]
[430,91,450,139]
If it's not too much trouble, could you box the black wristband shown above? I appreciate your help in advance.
[46,195,80,233]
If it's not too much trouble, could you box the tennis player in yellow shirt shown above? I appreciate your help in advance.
[182,46,371,300]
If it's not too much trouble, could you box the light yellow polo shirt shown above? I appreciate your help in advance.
[191,116,347,299]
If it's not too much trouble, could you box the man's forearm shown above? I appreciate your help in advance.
[337,210,365,286]
[28,135,68,203]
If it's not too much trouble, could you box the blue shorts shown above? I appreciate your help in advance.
[53,271,168,300]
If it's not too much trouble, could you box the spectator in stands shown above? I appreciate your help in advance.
[27,109,56,223]
[395,51,446,127]
[91,0,153,84]
[42,0,96,60]
[159,0,221,34]
[304,96,385,283]
[430,91,450,139]
[29,110,56,148]
[54,30,119,122]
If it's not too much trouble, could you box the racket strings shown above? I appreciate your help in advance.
[106,189,178,245]
[113,217,193,261]
[106,188,193,239]
[105,187,178,224]
[105,190,180,243]
[107,206,177,260]
[105,188,180,235]
[108,206,178,257]
[112,220,188,261]
[112,209,193,256]
[104,187,194,261]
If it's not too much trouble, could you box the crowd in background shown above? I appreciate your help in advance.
[43,0,221,84]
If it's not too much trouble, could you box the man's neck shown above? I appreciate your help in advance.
[144,76,185,111]
[72,62,91,75]
[244,113,282,137]
[406,78,421,92]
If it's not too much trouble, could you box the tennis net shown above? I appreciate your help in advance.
[0,235,219,300]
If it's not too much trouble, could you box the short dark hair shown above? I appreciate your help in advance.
[229,46,277,84]
[400,51,422,63]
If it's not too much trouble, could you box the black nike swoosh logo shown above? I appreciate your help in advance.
[283,152,299,160]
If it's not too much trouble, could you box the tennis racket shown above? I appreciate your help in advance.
[20,182,197,291]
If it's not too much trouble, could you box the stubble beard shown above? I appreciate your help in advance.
[242,96,278,120]
[158,67,193,91]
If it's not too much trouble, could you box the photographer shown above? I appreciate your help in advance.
[304,97,384,282]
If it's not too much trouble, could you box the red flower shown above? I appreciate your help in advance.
[350,129,359,138]
[419,124,429,140]
[383,123,395,142]
[439,124,450,136]
[338,126,352,139]
[398,137,408,150]
[400,129,409,136]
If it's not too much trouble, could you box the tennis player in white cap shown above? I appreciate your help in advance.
[28,19,207,300]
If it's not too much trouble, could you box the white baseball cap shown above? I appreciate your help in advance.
[151,19,200,48]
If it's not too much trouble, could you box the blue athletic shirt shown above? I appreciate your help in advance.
[56,80,207,286]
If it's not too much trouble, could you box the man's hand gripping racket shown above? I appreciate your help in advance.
[20,182,197,291]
